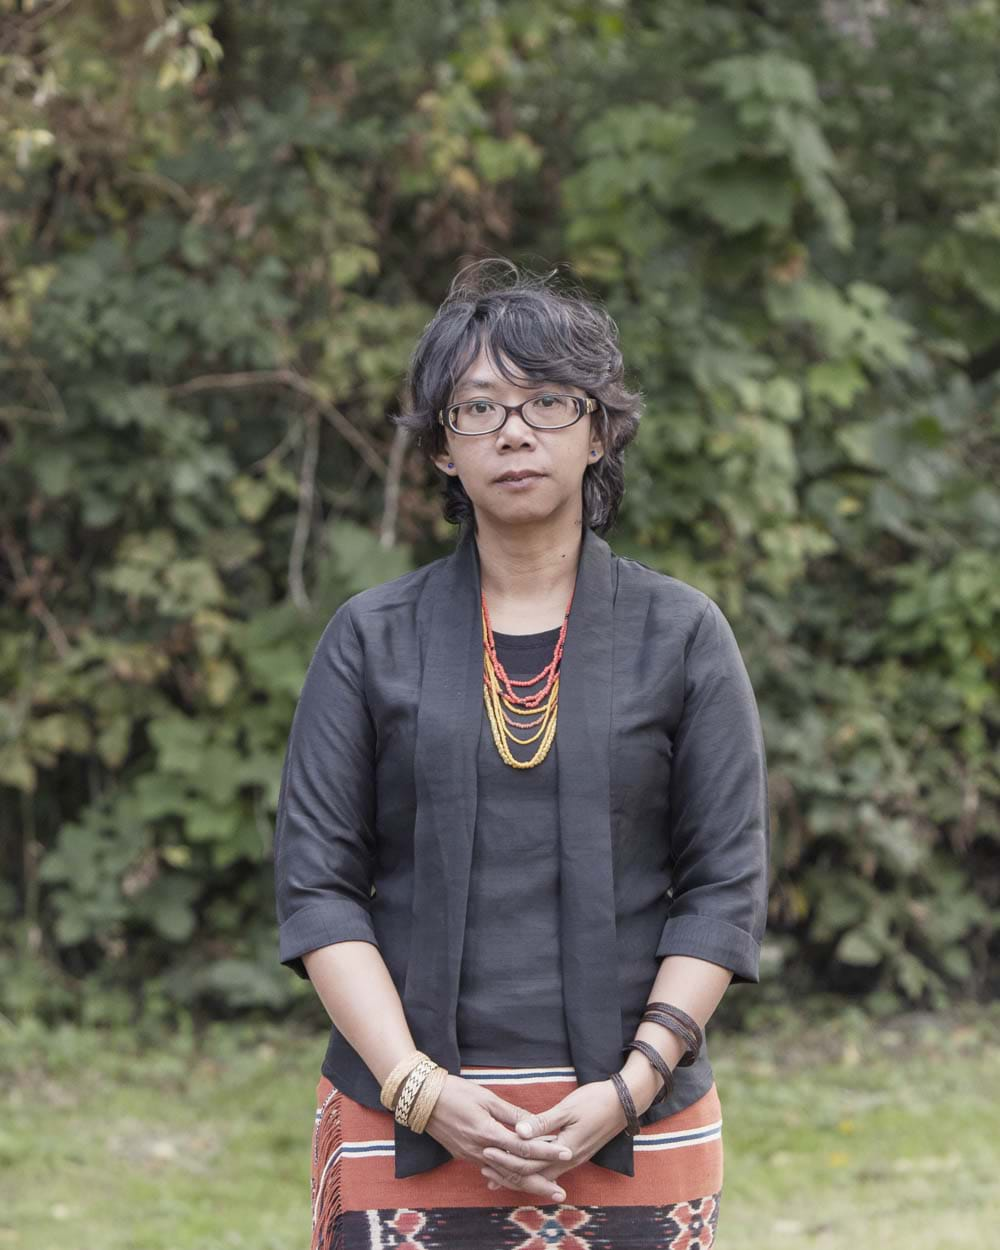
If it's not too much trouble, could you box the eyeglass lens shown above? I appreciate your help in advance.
[448,394,582,433]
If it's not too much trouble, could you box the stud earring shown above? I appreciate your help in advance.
[448,462,454,469]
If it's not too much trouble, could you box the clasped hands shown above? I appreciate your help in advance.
[425,1072,637,1205]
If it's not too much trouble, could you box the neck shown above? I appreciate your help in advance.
[472,512,585,631]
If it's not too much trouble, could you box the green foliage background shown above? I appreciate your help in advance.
[2,0,998,1025]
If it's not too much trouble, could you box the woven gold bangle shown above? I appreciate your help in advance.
[408,1064,449,1134]
[394,1058,437,1127]
[380,1050,432,1113]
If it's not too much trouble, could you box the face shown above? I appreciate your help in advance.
[432,346,605,530]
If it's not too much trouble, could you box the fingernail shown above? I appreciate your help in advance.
[558,1148,572,1159]
[517,1121,530,1133]
[552,1190,565,1202]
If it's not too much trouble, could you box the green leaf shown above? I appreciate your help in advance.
[148,717,210,777]
[231,475,275,522]
[939,946,973,981]
[323,519,415,596]
[836,929,883,967]
[835,423,876,467]
[807,361,867,408]
[142,874,199,941]
[0,747,37,792]
[696,169,796,233]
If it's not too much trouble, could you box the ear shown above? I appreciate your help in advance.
[433,451,457,476]
[588,405,606,466]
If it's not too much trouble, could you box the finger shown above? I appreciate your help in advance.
[481,1165,566,1204]
[488,1097,532,1128]
[483,1140,572,1173]
[490,1098,565,1142]
[487,1127,572,1164]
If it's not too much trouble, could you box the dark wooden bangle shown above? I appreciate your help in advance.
[609,1070,640,1137]
[644,1002,704,1053]
[641,1007,702,1067]
[643,1011,698,1054]
[642,1014,699,1066]
[644,1002,703,1055]
[623,1039,675,1103]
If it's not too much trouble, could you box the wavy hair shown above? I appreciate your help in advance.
[391,258,643,537]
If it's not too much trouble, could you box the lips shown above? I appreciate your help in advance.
[494,470,545,483]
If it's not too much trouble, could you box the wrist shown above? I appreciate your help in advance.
[619,1052,662,1117]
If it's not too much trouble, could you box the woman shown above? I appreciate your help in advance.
[273,259,770,1249]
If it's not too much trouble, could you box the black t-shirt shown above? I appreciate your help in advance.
[456,625,573,1065]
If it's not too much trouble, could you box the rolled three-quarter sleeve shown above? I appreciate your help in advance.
[273,599,379,980]
[656,598,770,982]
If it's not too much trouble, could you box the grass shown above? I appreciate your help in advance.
[713,1003,1000,1249]
[1,999,997,1249]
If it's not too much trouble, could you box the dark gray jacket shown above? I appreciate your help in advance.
[273,522,770,1179]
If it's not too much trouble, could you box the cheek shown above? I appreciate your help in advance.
[572,446,597,477]
[454,449,487,479]
[571,426,598,462]
[448,455,494,497]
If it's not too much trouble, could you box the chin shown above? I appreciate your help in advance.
[485,500,561,528]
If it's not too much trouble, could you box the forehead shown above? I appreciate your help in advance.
[451,347,576,395]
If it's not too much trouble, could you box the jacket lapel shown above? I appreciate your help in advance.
[555,526,634,1174]
[396,524,483,1176]
[396,523,634,1178]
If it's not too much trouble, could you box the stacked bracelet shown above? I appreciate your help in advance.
[394,1057,438,1126]
[608,1070,641,1137]
[641,1001,703,1067]
[409,1064,449,1133]
[380,1050,433,1112]
[379,1050,448,1133]
[622,1038,675,1103]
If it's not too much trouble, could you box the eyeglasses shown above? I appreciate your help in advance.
[437,393,599,436]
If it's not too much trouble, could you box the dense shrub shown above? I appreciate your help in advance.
[2,0,997,1021]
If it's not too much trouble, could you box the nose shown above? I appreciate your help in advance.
[496,408,537,447]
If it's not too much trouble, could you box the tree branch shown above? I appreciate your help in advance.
[287,408,319,612]
[379,424,410,549]
[169,368,388,478]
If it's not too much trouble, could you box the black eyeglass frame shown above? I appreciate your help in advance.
[436,393,599,436]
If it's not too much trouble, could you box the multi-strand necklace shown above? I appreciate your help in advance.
[481,589,574,769]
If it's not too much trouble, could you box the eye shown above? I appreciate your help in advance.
[453,399,496,412]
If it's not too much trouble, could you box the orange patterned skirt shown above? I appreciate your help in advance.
[310,1064,723,1249]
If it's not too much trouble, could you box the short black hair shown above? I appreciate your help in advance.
[391,257,643,536]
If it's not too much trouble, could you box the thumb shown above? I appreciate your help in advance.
[512,1105,570,1140]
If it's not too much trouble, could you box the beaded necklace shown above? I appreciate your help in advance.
[480,588,574,769]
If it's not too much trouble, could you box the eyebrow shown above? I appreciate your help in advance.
[454,377,559,394]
